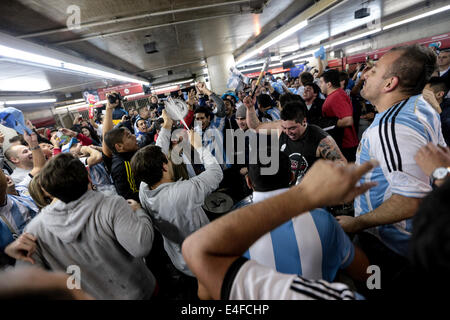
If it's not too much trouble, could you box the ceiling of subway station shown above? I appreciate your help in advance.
[0,0,448,100]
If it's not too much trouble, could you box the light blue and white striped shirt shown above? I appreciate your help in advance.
[355,94,446,256]
[0,194,38,250]
[259,107,281,123]
[243,188,354,282]
[202,115,230,168]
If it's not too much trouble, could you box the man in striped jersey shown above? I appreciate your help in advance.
[241,150,369,283]
[336,44,443,287]
[182,160,377,300]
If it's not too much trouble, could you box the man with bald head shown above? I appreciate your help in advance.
[5,144,34,185]
[335,44,444,294]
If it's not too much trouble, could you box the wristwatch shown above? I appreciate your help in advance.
[430,167,450,188]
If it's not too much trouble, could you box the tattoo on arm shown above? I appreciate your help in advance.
[318,137,345,162]
[247,109,261,129]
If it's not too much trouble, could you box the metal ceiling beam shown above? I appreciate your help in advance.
[53,12,247,46]
[18,0,251,39]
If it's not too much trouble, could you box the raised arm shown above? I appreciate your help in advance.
[182,160,378,299]
[197,82,225,118]
[80,146,103,167]
[244,96,281,134]
[23,132,46,177]
[102,93,120,158]
[155,110,173,155]
[316,56,324,78]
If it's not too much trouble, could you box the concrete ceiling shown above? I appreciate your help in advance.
[0,0,303,89]
[0,0,447,101]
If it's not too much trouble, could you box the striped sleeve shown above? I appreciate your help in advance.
[267,108,281,121]
[225,259,357,300]
[376,97,435,198]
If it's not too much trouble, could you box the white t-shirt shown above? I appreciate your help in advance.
[95,124,103,138]
[10,168,31,185]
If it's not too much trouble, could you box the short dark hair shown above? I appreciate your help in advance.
[427,76,450,97]
[131,145,168,187]
[300,72,314,85]
[137,105,148,116]
[104,127,127,153]
[339,71,349,89]
[136,119,146,126]
[411,179,450,285]
[194,106,211,118]
[321,69,341,88]
[224,97,235,107]
[40,153,89,203]
[304,82,321,95]
[279,93,304,108]
[248,149,291,192]
[257,94,275,109]
[386,44,437,96]
[280,101,308,123]
[8,136,25,145]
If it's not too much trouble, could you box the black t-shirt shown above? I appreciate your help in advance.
[279,124,328,185]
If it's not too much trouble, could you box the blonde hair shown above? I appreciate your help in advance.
[29,173,52,210]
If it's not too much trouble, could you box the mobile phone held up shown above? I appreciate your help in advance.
[107,92,122,104]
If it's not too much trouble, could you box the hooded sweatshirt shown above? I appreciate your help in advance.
[139,145,223,276]
[18,190,156,300]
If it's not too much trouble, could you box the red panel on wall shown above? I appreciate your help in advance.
[244,67,291,78]
[31,116,56,128]
[327,58,343,68]
[97,83,144,100]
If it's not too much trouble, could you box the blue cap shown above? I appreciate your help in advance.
[0,107,33,135]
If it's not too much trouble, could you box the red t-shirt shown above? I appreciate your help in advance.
[322,88,359,148]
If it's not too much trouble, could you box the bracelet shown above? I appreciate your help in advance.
[30,145,40,151]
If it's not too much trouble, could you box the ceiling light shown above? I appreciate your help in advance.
[3,98,56,105]
[383,5,450,30]
[346,43,372,54]
[152,79,193,90]
[282,49,316,62]
[327,28,381,48]
[0,44,149,85]
[236,20,308,64]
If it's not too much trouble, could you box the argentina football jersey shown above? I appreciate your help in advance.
[354,94,446,256]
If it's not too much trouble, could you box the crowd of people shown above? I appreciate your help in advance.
[0,44,449,300]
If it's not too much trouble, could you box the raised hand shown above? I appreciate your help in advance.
[297,159,378,208]
[162,109,174,129]
[4,233,37,264]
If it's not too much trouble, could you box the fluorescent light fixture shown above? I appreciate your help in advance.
[152,79,193,90]
[153,85,179,92]
[124,92,145,99]
[327,28,381,48]
[3,98,56,105]
[281,28,380,63]
[384,5,450,30]
[282,49,316,62]
[0,74,51,92]
[0,44,149,85]
[55,99,107,112]
[269,63,282,68]
[346,43,372,54]
[236,20,308,64]
[299,33,329,49]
